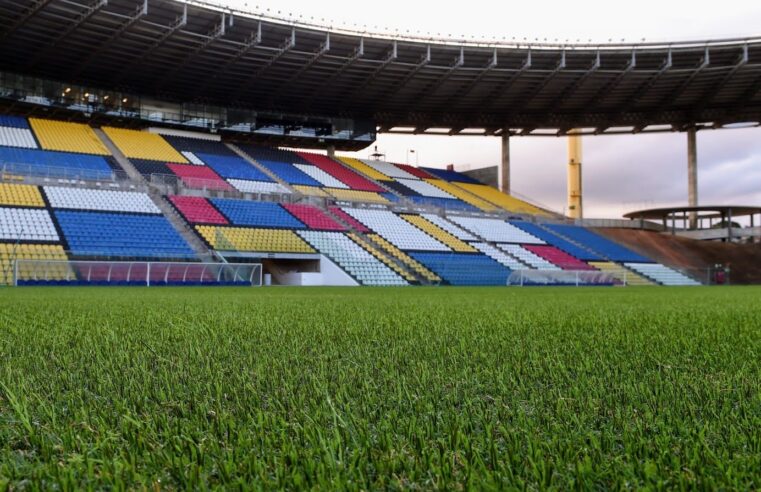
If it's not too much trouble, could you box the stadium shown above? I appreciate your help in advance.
[0,0,760,488]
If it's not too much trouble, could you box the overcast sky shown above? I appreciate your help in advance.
[222,0,761,218]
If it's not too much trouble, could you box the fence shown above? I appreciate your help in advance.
[508,270,618,287]
[13,260,262,287]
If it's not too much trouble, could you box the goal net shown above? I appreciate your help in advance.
[507,269,618,287]
[12,260,263,287]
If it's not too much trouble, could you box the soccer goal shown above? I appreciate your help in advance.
[507,269,618,287]
[12,260,263,287]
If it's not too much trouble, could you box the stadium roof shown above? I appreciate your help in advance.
[2,0,761,136]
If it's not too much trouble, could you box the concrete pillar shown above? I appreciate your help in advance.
[567,133,583,219]
[499,131,510,194]
[327,145,336,158]
[687,128,698,229]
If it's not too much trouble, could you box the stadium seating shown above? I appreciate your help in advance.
[472,242,527,270]
[227,179,291,195]
[395,164,434,179]
[130,159,174,176]
[54,211,195,258]
[210,199,304,228]
[623,263,701,286]
[409,252,511,286]
[453,182,549,216]
[161,134,238,156]
[43,186,161,214]
[365,234,441,282]
[337,157,391,181]
[0,207,59,241]
[294,186,331,197]
[523,245,597,270]
[29,118,109,155]
[323,188,390,204]
[196,154,274,182]
[407,195,479,212]
[448,216,544,244]
[294,164,348,188]
[254,160,322,187]
[103,127,188,163]
[328,207,370,232]
[297,231,407,286]
[282,204,346,231]
[400,214,476,252]
[589,261,653,286]
[0,183,45,207]
[419,167,481,184]
[424,180,499,212]
[166,163,234,191]
[545,224,652,263]
[168,196,228,225]
[197,226,315,253]
[420,214,478,240]
[396,178,455,199]
[0,147,116,179]
[0,115,38,149]
[347,232,417,283]
[0,243,70,285]
[497,244,560,270]
[298,153,384,192]
[342,208,449,251]
[360,159,420,180]
[510,221,602,262]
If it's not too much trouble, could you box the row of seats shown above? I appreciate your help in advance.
[197,153,274,183]
[589,261,654,286]
[166,163,234,191]
[168,196,228,225]
[282,204,346,231]
[228,179,290,195]
[361,159,421,180]
[298,231,407,286]
[161,134,237,157]
[449,216,544,244]
[210,199,305,229]
[337,157,391,181]
[546,224,652,263]
[0,117,37,149]
[624,263,701,286]
[324,188,390,204]
[498,244,559,270]
[347,232,417,283]
[421,214,478,240]
[523,244,596,271]
[196,225,315,253]
[511,221,600,261]
[0,147,116,180]
[298,153,384,192]
[472,242,528,270]
[0,183,45,207]
[409,252,511,286]
[29,118,109,155]
[255,159,322,187]
[365,234,441,282]
[0,243,70,285]
[400,214,476,252]
[407,195,479,212]
[103,127,188,163]
[0,208,59,241]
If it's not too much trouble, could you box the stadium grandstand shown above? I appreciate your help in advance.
[0,0,759,286]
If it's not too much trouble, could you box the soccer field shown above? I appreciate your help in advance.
[1,286,759,489]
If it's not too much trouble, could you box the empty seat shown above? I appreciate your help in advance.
[497,244,560,270]
[510,221,602,261]
[523,244,597,270]
[396,178,456,199]
[423,180,498,212]
[449,216,544,244]
[624,263,701,286]
[282,204,346,231]
[166,163,234,191]
[197,153,273,182]
[197,225,315,253]
[227,179,291,195]
[328,207,371,232]
[337,157,391,181]
[293,164,348,188]
[545,224,653,263]
[366,234,440,282]
[400,214,476,252]
[360,159,420,180]
[0,115,37,149]
[453,182,549,216]
[254,160,322,186]
[409,252,511,286]
[0,243,69,285]
[342,208,449,251]
[0,208,59,241]
[472,242,527,270]
[299,153,384,192]
[420,214,478,240]
[210,199,305,228]
[44,186,161,214]
[0,147,115,180]
[324,188,390,204]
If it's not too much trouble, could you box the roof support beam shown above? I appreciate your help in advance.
[301,37,363,109]
[191,23,261,99]
[68,0,148,80]
[444,48,498,106]
[112,4,187,85]
[619,49,672,110]
[583,49,636,111]
[405,46,466,109]
[694,44,748,110]
[510,49,567,112]
[372,45,431,104]
[543,51,600,110]
[154,13,228,92]
[342,41,397,105]
[1,0,54,41]
[269,33,331,105]
[232,27,296,101]
[653,46,710,108]
[468,49,531,111]
[24,0,109,70]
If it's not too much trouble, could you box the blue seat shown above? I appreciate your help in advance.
[419,167,480,184]
[162,135,238,156]
[0,147,115,179]
[407,195,479,212]
[0,115,30,129]
[255,159,322,186]
[210,199,305,228]
[196,153,273,182]
[510,221,603,261]
[409,252,511,286]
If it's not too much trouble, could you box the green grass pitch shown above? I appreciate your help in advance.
[1,286,759,489]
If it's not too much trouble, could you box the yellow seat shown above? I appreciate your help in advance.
[453,182,552,216]
[367,234,440,282]
[324,188,390,204]
[102,127,187,163]
[0,243,70,285]
[29,118,110,155]
[423,179,498,212]
[336,157,392,181]
[293,186,330,198]
[0,183,45,207]
[196,226,315,253]
[400,214,476,252]
[588,261,654,286]
[347,233,417,282]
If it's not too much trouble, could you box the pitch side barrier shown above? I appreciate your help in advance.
[13,260,262,287]
[508,270,618,287]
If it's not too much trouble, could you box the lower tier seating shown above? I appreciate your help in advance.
[400,214,476,252]
[324,188,390,204]
[0,243,69,285]
[449,216,544,244]
[297,231,407,286]
[210,199,305,228]
[54,211,195,258]
[196,226,315,253]
[546,224,652,263]
[0,147,116,179]
[347,233,417,283]
[0,207,59,241]
[227,179,290,195]
[43,186,161,214]
[422,214,478,240]
[589,261,653,286]
[472,242,527,270]
[523,245,597,270]
[511,221,603,261]
[343,208,449,251]
[282,204,346,231]
[409,252,511,286]
[624,263,701,286]
[424,180,499,212]
[166,163,233,191]
[366,234,441,283]
[497,244,559,270]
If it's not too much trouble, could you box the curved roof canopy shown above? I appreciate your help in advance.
[1,0,761,136]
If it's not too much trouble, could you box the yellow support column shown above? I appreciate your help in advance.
[567,132,583,219]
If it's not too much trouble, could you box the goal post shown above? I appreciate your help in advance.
[13,260,263,287]
[507,269,618,287]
